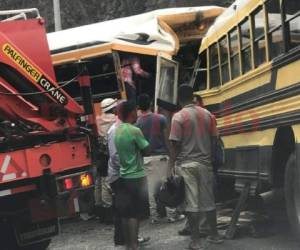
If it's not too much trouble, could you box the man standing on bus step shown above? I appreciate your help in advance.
[114,101,151,250]
[168,85,223,250]
[136,94,185,223]
[121,56,150,104]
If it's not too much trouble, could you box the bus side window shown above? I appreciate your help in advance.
[266,0,284,59]
[284,0,300,50]
[229,27,240,79]
[87,55,120,100]
[209,43,221,88]
[252,7,267,66]
[193,51,207,91]
[219,35,230,84]
[240,18,252,73]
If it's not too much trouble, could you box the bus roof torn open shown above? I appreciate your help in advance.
[47,6,224,57]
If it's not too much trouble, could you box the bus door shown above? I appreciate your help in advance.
[112,51,126,100]
[155,55,179,123]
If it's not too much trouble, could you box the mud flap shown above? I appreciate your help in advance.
[56,187,94,218]
[14,218,58,247]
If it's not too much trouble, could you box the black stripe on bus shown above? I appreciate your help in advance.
[215,78,300,118]
[206,47,300,117]
[219,146,272,181]
[219,109,300,136]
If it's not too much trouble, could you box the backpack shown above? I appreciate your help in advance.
[156,175,185,208]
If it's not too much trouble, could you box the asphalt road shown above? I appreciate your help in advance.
[49,213,299,250]
[49,157,300,250]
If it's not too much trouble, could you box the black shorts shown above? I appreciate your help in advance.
[116,177,150,219]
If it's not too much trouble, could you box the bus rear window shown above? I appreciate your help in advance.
[54,54,120,102]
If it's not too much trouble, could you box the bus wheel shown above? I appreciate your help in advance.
[284,153,300,237]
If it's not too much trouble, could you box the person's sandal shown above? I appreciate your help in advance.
[186,242,204,250]
[178,228,191,236]
[206,235,224,244]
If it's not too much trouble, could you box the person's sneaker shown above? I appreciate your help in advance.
[79,213,94,221]
[151,216,168,224]
[206,235,224,244]
[168,214,185,223]
[178,228,191,236]
[114,241,125,246]
[138,236,150,245]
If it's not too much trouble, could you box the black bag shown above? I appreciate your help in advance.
[156,175,185,208]
[212,137,225,168]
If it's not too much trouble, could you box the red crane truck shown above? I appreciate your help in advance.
[0,9,97,250]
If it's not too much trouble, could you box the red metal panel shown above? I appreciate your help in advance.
[0,19,55,79]
[0,19,84,115]
[0,137,90,183]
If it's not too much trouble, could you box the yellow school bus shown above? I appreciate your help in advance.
[191,0,300,235]
[47,7,224,118]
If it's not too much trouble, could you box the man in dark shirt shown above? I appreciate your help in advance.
[136,94,185,223]
[136,94,168,221]
[136,94,169,154]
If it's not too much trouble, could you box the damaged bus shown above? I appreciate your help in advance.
[47,6,224,119]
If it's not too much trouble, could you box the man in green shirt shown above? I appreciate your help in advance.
[114,101,150,250]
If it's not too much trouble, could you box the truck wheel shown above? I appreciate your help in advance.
[284,153,300,237]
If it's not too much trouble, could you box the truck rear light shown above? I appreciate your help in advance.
[80,173,92,187]
[57,171,93,193]
[64,178,73,190]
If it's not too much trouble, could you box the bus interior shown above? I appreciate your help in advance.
[54,53,121,105]
[118,51,157,105]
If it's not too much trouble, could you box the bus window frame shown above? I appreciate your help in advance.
[155,55,179,112]
[112,51,127,99]
[239,17,253,73]
[265,0,285,59]
[283,0,300,51]
[208,42,221,89]
[219,35,230,84]
[190,52,208,91]
[252,6,267,67]
[229,26,241,80]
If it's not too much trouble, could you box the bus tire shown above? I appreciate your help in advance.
[284,153,300,237]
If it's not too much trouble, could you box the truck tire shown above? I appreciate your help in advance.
[284,153,300,237]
